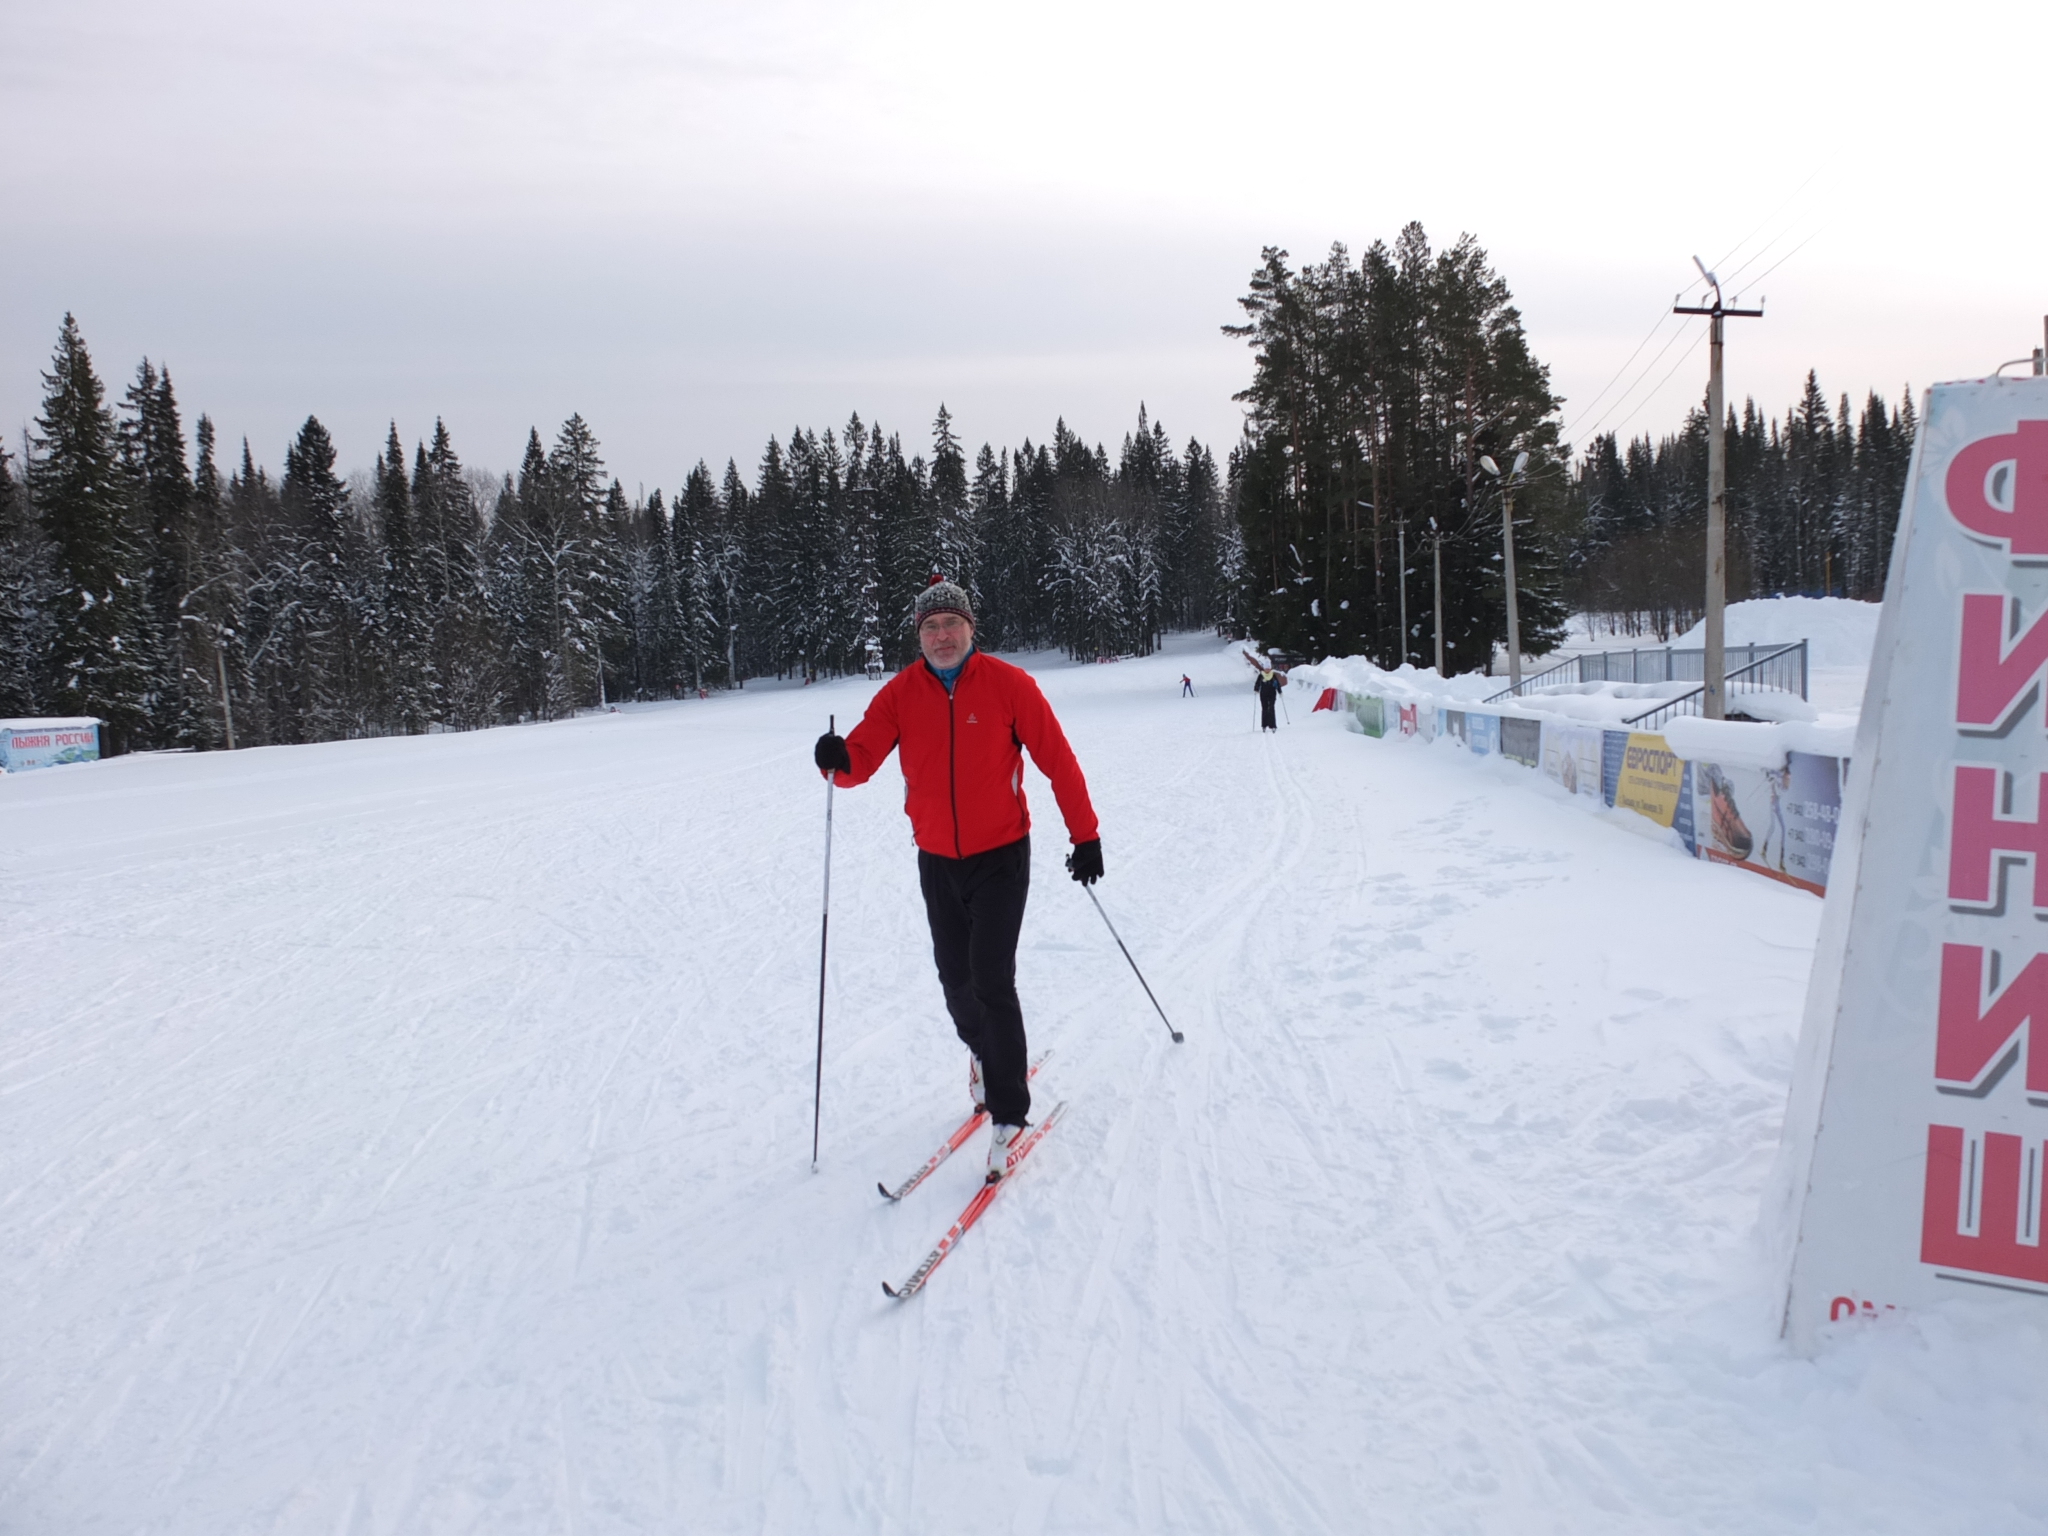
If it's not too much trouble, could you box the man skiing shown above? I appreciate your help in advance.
[1181,674,1194,697]
[813,575,1102,1182]
[1254,665,1286,732]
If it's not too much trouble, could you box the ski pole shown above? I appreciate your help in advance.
[1083,885,1184,1044]
[812,714,835,1170]
[1281,688,1292,726]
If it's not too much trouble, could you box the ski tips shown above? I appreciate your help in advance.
[877,1181,899,1202]
[881,1281,900,1298]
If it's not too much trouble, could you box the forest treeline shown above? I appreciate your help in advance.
[2,234,1922,754]
[1224,224,1917,660]
[0,316,1232,752]
[1567,375,1914,639]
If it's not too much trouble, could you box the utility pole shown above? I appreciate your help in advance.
[1397,521,1408,667]
[1675,257,1763,720]
[1429,516,1446,676]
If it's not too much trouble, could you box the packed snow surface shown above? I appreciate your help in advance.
[6,635,2043,1534]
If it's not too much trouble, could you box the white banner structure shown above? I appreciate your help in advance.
[1775,375,2048,1350]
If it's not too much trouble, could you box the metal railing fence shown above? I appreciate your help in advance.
[1484,640,1807,705]
[1620,642,1810,729]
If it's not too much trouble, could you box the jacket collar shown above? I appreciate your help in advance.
[920,646,978,688]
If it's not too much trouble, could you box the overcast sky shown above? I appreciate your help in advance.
[4,0,2042,492]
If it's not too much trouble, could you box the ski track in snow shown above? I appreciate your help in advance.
[4,635,2046,1534]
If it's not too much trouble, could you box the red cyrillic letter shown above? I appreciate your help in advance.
[1936,943,2048,1097]
[1958,593,2048,731]
[1922,1125,2048,1283]
[1947,420,2048,556]
[1949,766,2048,911]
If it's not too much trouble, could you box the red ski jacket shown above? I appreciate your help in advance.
[833,651,1099,860]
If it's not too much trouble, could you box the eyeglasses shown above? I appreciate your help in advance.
[920,614,970,635]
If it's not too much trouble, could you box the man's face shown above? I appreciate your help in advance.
[919,612,973,669]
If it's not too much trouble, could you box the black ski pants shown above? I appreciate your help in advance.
[918,834,1032,1127]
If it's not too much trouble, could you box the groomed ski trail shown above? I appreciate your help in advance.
[5,635,2046,1534]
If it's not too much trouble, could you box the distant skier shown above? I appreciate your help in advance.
[1254,666,1286,732]
[1181,674,1195,698]
[813,575,1102,1181]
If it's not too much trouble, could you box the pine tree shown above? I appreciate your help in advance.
[929,404,979,614]
[122,361,202,745]
[376,425,434,731]
[673,461,722,692]
[282,414,377,738]
[0,442,59,716]
[415,420,498,729]
[183,414,235,747]
[969,443,1011,647]
[27,316,156,750]
[714,459,751,684]
[1225,230,1565,671]
[843,418,884,675]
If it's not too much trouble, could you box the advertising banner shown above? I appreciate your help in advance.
[1351,693,1386,738]
[1465,712,1499,757]
[1398,702,1427,739]
[1443,709,1468,747]
[1777,376,2048,1351]
[1499,715,1541,768]
[1614,732,1687,826]
[0,718,100,772]
[1543,722,1606,800]
[1695,753,1844,895]
[1782,752,1844,890]
[1601,730,1628,806]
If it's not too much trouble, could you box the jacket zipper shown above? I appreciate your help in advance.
[947,676,962,857]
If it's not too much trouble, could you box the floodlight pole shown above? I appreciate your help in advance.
[1676,261,1764,720]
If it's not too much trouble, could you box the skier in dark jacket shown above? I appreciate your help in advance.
[1254,667,1286,732]
[814,575,1102,1181]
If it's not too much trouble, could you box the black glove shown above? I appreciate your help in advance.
[1066,839,1103,886]
[814,732,851,774]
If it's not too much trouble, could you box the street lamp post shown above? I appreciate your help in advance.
[1479,450,1530,691]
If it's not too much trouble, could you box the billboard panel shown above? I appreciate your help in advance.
[1695,753,1844,896]
[1777,376,2048,1351]
[0,718,100,772]
[1466,712,1499,757]
[1543,722,1605,800]
[1499,715,1541,768]
[1601,730,1628,805]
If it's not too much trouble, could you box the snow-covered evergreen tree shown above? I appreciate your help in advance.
[28,316,158,751]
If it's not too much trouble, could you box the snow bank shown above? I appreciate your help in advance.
[1289,656,1855,761]
[1672,596,1882,670]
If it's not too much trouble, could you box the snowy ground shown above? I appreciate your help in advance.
[6,633,2045,1535]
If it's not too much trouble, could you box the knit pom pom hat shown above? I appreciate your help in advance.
[913,572,974,627]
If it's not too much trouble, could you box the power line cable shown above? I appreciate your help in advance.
[1706,171,1821,277]
[1734,225,1823,300]
[1559,306,1686,445]
[1598,330,1708,445]
[1570,315,1701,447]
